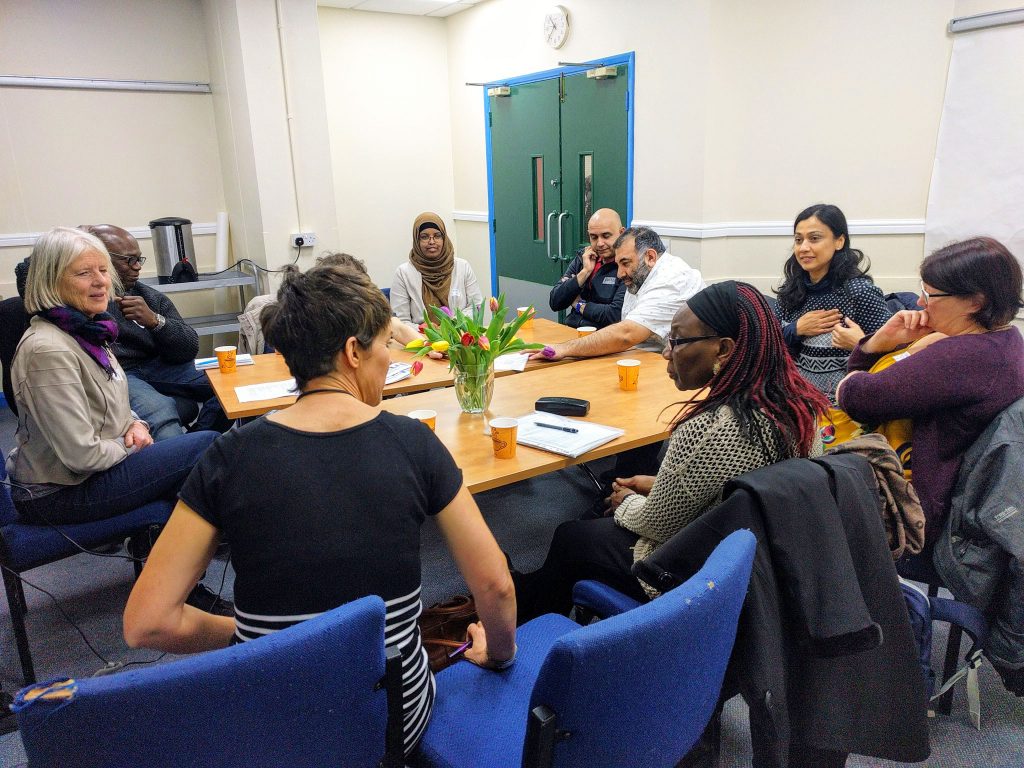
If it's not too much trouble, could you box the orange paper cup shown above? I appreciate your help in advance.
[617,358,641,391]
[516,307,534,329]
[489,417,518,459]
[577,326,596,337]
[215,345,237,374]
[408,409,437,431]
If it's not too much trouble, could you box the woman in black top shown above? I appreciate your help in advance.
[124,263,517,755]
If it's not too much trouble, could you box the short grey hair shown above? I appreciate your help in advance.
[614,226,665,257]
[24,226,120,313]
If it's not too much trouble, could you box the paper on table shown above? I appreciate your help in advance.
[514,411,625,458]
[387,362,412,384]
[235,379,298,403]
[494,352,530,372]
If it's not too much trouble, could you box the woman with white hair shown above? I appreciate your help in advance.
[6,226,217,527]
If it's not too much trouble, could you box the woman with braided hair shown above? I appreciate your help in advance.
[512,281,830,620]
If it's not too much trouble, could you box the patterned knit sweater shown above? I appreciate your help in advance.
[775,275,891,404]
[614,405,822,597]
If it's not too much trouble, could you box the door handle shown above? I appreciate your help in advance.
[558,211,575,262]
[546,211,558,261]
[556,211,569,264]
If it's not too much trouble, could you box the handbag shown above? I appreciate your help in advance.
[418,594,478,673]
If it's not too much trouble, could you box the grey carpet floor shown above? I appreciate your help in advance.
[0,416,1020,766]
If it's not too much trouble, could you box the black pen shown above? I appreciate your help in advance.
[536,422,579,434]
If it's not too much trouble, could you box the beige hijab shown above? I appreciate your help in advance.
[409,212,455,312]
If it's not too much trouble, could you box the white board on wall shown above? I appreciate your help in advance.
[925,21,1024,259]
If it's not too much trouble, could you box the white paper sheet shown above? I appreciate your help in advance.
[494,352,530,372]
[514,411,624,458]
[386,362,412,384]
[235,379,298,403]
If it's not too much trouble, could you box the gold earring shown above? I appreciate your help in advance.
[712,361,721,375]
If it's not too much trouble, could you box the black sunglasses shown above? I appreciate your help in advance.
[666,334,719,350]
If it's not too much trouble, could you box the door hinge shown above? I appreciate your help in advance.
[488,111,492,127]
[492,219,496,233]
[624,91,629,112]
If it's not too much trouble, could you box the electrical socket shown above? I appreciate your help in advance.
[290,232,317,248]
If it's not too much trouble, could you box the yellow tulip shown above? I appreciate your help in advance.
[405,339,425,349]
[431,340,450,353]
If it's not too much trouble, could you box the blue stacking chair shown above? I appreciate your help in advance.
[0,464,173,683]
[416,530,756,768]
[13,596,406,768]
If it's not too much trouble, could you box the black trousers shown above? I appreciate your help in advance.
[513,516,649,624]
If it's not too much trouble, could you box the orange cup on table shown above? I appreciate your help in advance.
[516,307,534,329]
[577,326,596,337]
[617,358,641,391]
[408,409,437,431]
[489,417,518,459]
[215,345,237,374]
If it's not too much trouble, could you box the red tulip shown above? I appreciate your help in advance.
[461,332,475,346]
[411,360,423,376]
[489,296,500,313]
[478,335,491,351]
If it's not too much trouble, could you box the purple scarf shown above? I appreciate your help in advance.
[37,306,119,378]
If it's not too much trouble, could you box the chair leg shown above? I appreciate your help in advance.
[2,567,36,685]
[935,624,963,716]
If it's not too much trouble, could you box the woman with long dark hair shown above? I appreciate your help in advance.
[513,281,830,619]
[774,203,891,403]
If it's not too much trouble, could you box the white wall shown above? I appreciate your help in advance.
[0,0,225,298]
[319,7,456,290]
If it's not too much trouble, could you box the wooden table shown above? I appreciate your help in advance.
[381,351,697,494]
[206,318,583,419]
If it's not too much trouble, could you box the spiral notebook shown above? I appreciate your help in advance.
[514,411,624,458]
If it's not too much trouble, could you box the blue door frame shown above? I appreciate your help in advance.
[483,51,635,295]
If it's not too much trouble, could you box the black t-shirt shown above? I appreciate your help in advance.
[180,411,463,752]
[180,411,463,617]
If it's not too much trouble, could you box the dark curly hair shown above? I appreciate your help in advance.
[775,203,873,313]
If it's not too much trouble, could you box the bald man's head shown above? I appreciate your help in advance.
[587,208,625,261]
[81,224,143,288]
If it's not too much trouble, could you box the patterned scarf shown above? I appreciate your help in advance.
[37,305,119,378]
[409,212,455,314]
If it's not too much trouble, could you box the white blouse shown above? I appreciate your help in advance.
[390,258,483,324]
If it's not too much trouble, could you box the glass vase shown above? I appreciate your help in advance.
[453,362,494,414]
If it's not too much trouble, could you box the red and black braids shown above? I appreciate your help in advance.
[674,283,829,457]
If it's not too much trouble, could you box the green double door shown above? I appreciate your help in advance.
[489,62,630,319]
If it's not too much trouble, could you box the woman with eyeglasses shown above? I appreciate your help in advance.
[836,237,1024,544]
[774,203,892,403]
[390,212,483,326]
[512,281,830,620]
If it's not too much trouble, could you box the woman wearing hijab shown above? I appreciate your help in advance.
[513,281,830,620]
[390,212,483,325]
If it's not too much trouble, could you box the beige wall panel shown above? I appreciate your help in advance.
[0,0,210,81]
[702,0,954,221]
[320,8,456,289]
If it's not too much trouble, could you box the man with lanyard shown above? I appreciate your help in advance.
[548,208,626,329]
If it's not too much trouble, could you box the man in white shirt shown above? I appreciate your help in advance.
[531,226,705,360]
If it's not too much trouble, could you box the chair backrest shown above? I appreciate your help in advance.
[14,596,396,768]
[527,530,756,767]
[0,296,30,416]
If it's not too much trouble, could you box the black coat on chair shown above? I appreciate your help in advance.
[0,297,30,416]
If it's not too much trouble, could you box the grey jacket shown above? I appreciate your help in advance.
[934,396,1024,671]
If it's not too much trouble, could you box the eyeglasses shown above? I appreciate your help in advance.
[919,280,953,305]
[418,233,444,243]
[110,253,147,268]
[666,334,719,350]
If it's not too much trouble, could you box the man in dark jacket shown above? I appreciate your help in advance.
[548,208,626,329]
[84,225,229,440]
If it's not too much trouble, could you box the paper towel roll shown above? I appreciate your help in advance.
[215,211,229,271]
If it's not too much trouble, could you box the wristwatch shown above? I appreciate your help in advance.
[152,313,166,331]
[574,301,586,317]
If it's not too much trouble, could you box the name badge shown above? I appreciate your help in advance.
[602,276,618,285]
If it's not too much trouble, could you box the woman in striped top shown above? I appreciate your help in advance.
[124,263,517,755]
